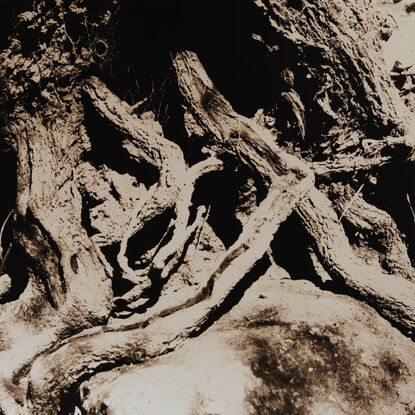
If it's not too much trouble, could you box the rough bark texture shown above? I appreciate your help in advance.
[0,0,414,413]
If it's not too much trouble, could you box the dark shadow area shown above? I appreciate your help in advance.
[117,0,295,117]
[368,164,415,266]
[100,243,135,297]
[0,150,17,295]
[190,254,271,337]
[83,97,159,187]
[113,0,346,149]
[79,192,101,238]
[0,0,32,50]
[0,244,29,304]
[191,167,244,249]
[271,213,320,282]
[0,151,17,242]
[126,208,174,270]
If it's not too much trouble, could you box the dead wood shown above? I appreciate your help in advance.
[1,0,415,413]
[297,188,415,334]
[25,51,314,413]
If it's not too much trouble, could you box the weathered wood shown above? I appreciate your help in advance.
[252,0,410,143]
[297,188,415,334]
[25,51,314,413]
[84,77,188,261]
[312,136,415,177]
[330,183,415,279]
[0,0,415,413]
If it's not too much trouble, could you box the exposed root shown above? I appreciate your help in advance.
[115,157,223,310]
[84,78,188,271]
[313,136,415,177]
[117,183,158,282]
[172,51,309,182]
[297,188,415,334]
[23,51,314,413]
[152,157,223,277]
[330,183,415,279]
[26,165,313,415]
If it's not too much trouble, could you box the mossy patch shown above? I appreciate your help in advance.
[231,315,409,415]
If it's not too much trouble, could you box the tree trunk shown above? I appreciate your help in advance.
[0,0,414,413]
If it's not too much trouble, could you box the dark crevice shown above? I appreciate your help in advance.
[366,164,415,266]
[83,97,159,187]
[192,164,265,249]
[20,209,67,306]
[0,0,32,50]
[114,0,338,154]
[190,254,271,337]
[26,209,67,296]
[109,181,121,202]
[58,359,136,415]
[100,243,135,297]
[79,192,101,238]
[0,151,17,252]
[271,213,321,284]
[0,244,29,304]
[126,208,174,270]
[130,221,200,314]
[193,172,242,248]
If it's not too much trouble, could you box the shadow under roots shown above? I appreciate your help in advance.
[369,164,415,266]
[271,213,321,284]
[191,254,272,337]
[126,208,174,270]
[191,162,267,249]
[83,99,159,187]
[101,208,175,298]
[0,151,16,233]
[0,150,18,298]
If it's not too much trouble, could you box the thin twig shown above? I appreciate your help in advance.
[0,209,13,260]
[191,205,211,258]
[339,183,365,221]
[407,193,415,223]
[129,96,149,114]
[144,218,174,267]
[0,243,12,276]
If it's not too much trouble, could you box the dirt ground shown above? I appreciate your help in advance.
[377,0,415,69]
[376,0,415,112]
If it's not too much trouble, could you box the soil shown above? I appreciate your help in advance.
[377,0,415,69]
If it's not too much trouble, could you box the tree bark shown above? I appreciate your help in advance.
[0,0,415,413]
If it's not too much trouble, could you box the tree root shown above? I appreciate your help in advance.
[84,78,188,278]
[313,136,415,177]
[85,77,226,307]
[22,51,314,413]
[297,188,415,335]
[151,157,223,278]
[329,183,415,279]
[26,164,313,415]
[113,158,223,314]
[11,50,415,414]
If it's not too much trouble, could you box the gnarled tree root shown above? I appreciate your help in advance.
[84,78,188,280]
[25,140,313,415]
[114,157,224,314]
[22,51,315,414]
[297,188,415,335]
[330,183,415,279]
[9,50,415,414]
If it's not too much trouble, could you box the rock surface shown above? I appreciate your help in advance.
[80,266,415,415]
